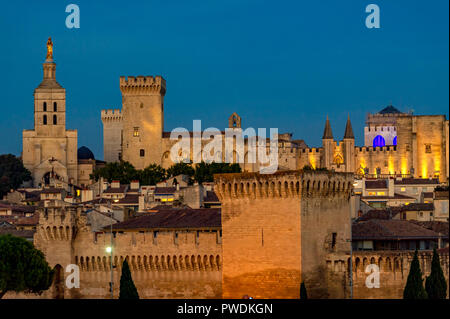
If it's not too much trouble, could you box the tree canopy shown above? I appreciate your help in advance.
[0,234,54,298]
[119,260,139,299]
[0,154,32,198]
[425,249,447,299]
[403,250,428,299]
[91,161,241,185]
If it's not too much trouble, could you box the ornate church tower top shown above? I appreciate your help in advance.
[38,37,62,89]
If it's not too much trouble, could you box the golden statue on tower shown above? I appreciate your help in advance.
[46,37,53,60]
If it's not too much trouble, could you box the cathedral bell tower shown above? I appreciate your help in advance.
[22,38,78,188]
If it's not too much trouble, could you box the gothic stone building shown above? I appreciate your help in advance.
[102,76,449,182]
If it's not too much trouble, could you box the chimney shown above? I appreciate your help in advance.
[111,180,120,188]
[130,180,140,190]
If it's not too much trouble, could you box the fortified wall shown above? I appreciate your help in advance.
[326,250,450,299]
[214,170,354,299]
[20,205,222,299]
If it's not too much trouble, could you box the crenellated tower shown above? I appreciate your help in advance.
[120,76,166,169]
[101,109,123,162]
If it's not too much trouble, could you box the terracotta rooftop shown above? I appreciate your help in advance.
[365,180,387,189]
[394,178,439,185]
[154,187,177,195]
[352,219,441,240]
[204,191,219,203]
[403,203,434,211]
[361,193,415,200]
[103,185,128,194]
[107,208,221,231]
[409,221,449,238]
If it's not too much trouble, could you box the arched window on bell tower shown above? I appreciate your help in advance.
[53,102,57,112]
[53,115,57,125]
[43,115,47,125]
[43,102,47,112]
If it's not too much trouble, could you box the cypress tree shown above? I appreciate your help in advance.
[425,249,447,299]
[403,250,427,299]
[119,260,139,299]
[300,282,308,299]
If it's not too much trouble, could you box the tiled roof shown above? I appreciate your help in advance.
[115,194,139,205]
[378,105,403,114]
[204,191,219,203]
[357,209,401,221]
[365,180,387,189]
[0,228,35,239]
[103,186,128,194]
[361,193,414,200]
[0,203,36,214]
[434,191,449,200]
[107,208,221,231]
[403,203,434,211]
[394,178,439,185]
[41,187,63,194]
[409,221,449,237]
[352,219,441,240]
[154,187,176,195]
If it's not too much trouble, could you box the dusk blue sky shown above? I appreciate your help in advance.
[1,0,448,160]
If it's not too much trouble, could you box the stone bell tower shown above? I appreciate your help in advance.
[22,37,78,187]
[120,76,166,169]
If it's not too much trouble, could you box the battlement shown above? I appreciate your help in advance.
[119,75,166,95]
[101,109,123,123]
[356,145,398,153]
[214,170,353,200]
[36,206,82,241]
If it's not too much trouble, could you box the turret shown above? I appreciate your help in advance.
[322,116,334,168]
[343,115,355,173]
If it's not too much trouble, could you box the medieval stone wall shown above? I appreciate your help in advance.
[215,170,353,299]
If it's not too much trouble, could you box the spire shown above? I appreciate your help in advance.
[344,114,354,139]
[322,115,333,139]
[37,37,62,89]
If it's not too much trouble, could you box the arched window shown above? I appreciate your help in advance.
[53,115,57,125]
[43,115,47,125]
[393,136,397,146]
[373,135,386,148]
[53,102,57,112]
[43,102,47,112]
[140,149,145,157]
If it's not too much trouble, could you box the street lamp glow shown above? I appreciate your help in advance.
[106,246,112,253]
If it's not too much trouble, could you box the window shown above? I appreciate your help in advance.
[196,231,200,245]
[43,115,47,125]
[377,192,386,196]
[53,102,57,112]
[174,232,178,245]
[373,135,386,148]
[425,144,431,153]
[140,149,145,157]
[53,115,57,125]
[43,102,47,112]
[405,144,410,152]
[400,187,406,192]
[331,233,337,250]
[133,127,139,137]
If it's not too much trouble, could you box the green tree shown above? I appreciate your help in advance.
[0,154,32,198]
[119,260,139,299]
[167,162,195,178]
[403,250,428,299]
[300,282,308,299]
[90,161,139,184]
[194,162,241,184]
[0,234,54,298]
[139,164,167,185]
[425,249,447,299]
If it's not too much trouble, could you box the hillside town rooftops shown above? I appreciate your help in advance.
[352,219,441,240]
[106,208,221,231]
